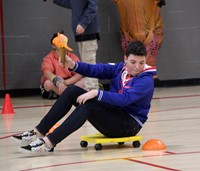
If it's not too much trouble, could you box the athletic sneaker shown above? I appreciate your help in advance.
[13,130,37,146]
[40,86,58,99]
[20,138,54,153]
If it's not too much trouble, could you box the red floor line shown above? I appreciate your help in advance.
[165,151,177,154]
[153,94,200,100]
[0,134,14,140]
[19,158,120,171]
[18,151,200,171]
[0,104,52,110]
[150,106,200,113]
[173,151,200,155]
[14,104,53,109]
[124,158,181,171]
[0,132,22,140]
[1,104,200,114]
[1,93,200,111]
[20,160,98,171]
[132,151,200,158]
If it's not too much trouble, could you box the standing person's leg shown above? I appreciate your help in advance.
[77,40,99,90]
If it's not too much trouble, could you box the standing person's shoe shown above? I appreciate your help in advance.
[13,130,37,146]
[20,138,54,153]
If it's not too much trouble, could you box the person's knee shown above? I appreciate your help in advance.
[44,80,55,91]
[62,85,86,102]
[66,85,82,92]
[81,101,96,113]
[74,77,86,89]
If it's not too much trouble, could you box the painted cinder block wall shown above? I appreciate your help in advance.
[0,0,200,90]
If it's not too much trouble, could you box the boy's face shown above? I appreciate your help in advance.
[124,54,146,76]
[52,44,60,54]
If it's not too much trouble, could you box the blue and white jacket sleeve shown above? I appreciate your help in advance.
[70,61,122,79]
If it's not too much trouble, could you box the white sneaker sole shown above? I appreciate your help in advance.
[19,147,54,156]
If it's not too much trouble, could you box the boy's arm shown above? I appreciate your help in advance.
[64,73,83,86]
[43,69,56,81]
[64,54,76,69]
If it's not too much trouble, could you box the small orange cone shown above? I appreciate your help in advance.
[1,94,15,114]
[48,123,60,134]
[142,139,166,151]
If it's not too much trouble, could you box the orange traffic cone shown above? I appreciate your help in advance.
[1,94,15,114]
[142,139,166,151]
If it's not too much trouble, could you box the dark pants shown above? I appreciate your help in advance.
[36,85,141,146]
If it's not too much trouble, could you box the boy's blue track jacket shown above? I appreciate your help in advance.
[72,62,157,126]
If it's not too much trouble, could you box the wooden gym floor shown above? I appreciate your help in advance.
[0,86,200,171]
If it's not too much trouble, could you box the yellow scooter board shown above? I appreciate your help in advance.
[80,133,142,151]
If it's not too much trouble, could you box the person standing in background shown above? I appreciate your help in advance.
[44,0,100,90]
[112,0,165,66]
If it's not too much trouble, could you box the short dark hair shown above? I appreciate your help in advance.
[125,41,147,57]
[50,30,64,44]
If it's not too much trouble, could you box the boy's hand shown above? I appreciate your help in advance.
[77,90,98,104]
[64,55,75,69]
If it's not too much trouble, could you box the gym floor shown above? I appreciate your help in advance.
[0,86,200,171]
